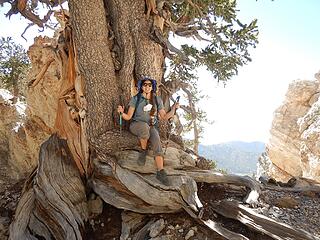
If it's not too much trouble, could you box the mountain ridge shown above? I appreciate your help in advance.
[199,141,265,175]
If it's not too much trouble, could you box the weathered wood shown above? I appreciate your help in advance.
[9,134,88,240]
[9,169,37,240]
[174,170,261,204]
[212,199,318,240]
[116,150,260,204]
[120,211,147,240]
[91,157,202,215]
[115,148,195,173]
[202,219,249,240]
[263,184,320,193]
[92,150,265,239]
[91,159,176,213]
[52,23,89,176]
[28,57,54,88]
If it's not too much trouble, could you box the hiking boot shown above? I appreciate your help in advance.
[137,149,147,166]
[156,169,169,186]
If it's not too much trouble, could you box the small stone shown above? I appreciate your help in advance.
[274,197,299,209]
[168,225,175,230]
[88,196,103,217]
[178,229,183,233]
[191,226,198,232]
[185,229,194,240]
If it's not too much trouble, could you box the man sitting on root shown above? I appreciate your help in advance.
[117,76,179,185]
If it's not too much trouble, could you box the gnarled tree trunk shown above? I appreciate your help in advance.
[8,1,320,240]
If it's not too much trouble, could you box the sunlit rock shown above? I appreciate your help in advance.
[265,74,320,182]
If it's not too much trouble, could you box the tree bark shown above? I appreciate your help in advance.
[104,0,164,97]
[69,0,118,139]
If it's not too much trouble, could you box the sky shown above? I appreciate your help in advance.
[197,0,320,145]
[1,1,320,145]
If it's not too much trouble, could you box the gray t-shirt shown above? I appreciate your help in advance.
[129,94,164,124]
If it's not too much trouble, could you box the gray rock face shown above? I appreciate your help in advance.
[262,72,320,182]
[298,95,320,182]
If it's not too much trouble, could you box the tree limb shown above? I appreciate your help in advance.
[212,199,318,240]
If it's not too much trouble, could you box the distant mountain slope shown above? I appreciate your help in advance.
[198,141,265,175]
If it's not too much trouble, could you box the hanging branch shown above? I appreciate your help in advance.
[3,0,67,39]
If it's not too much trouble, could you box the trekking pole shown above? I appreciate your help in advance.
[119,112,122,135]
[164,96,180,155]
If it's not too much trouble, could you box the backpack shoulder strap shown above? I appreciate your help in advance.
[154,94,159,110]
[133,93,141,117]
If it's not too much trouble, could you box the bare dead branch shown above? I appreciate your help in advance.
[180,105,192,113]
[4,0,60,39]
[212,199,317,240]
[28,58,55,88]
[158,81,179,102]
[38,0,67,7]
[0,0,9,5]
[21,22,35,41]
[150,26,188,61]
[263,184,320,193]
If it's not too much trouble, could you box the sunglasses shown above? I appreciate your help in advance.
[143,83,152,87]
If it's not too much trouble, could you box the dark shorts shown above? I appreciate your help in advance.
[129,121,163,156]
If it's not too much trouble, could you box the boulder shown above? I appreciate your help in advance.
[263,75,320,183]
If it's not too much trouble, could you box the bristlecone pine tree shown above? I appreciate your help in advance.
[2,0,317,239]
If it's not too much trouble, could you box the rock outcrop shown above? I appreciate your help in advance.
[298,77,320,181]
[262,72,320,182]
